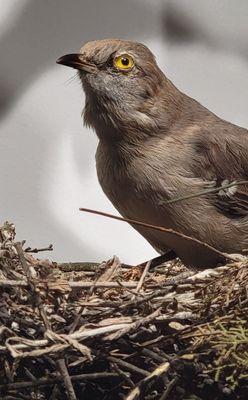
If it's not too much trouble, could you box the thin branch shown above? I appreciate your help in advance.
[164,180,248,205]
[68,259,119,334]
[159,377,178,400]
[0,279,141,289]
[141,348,167,364]
[133,261,151,296]
[0,372,118,390]
[0,324,132,354]
[15,243,51,329]
[57,359,77,400]
[78,208,231,263]
[125,361,170,400]
[0,270,211,296]
[104,308,161,341]
[25,244,53,253]
[108,357,150,377]
[112,362,135,388]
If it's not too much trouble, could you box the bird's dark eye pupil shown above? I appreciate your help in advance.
[121,57,129,66]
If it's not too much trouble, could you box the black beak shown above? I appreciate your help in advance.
[56,53,96,73]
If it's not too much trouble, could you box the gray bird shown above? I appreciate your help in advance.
[57,39,248,268]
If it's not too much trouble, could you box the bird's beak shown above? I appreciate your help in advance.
[56,53,96,73]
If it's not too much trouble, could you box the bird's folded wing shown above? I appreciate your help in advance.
[215,186,248,218]
[192,130,248,219]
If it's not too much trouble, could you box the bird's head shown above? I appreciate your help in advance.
[57,39,179,140]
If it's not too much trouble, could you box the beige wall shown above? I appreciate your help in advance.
[1,0,248,263]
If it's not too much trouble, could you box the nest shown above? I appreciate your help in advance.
[0,221,247,400]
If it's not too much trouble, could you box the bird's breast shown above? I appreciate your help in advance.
[95,142,175,228]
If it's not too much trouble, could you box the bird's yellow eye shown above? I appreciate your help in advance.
[113,54,134,71]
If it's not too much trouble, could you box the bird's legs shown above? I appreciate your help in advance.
[138,250,177,270]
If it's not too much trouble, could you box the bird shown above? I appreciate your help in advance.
[57,39,248,268]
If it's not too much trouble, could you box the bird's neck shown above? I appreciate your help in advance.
[83,79,184,147]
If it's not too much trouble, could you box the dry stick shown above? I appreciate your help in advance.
[0,279,140,289]
[116,279,146,299]
[0,324,134,354]
[111,362,135,388]
[57,359,77,400]
[98,256,121,282]
[104,308,161,341]
[0,279,202,289]
[73,300,122,307]
[159,377,178,400]
[108,357,150,377]
[125,361,170,400]
[0,372,118,391]
[79,208,231,262]
[15,243,50,330]
[69,257,121,334]
[141,348,166,364]
[15,243,77,400]
[69,276,100,334]
[132,260,151,299]
[25,244,53,253]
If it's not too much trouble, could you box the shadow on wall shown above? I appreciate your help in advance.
[162,1,248,58]
[0,0,158,119]
[162,3,204,44]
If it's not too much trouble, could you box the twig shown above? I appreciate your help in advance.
[125,361,170,400]
[79,208,231,263]
[159,377,178,400]
[133,261,151,297]
[15,243,51,329]
[0,278,201,290]
[141,348,167,364]
[0,324,133,354]
[104,308,161,341]
[108,357,149,377]
[0,279,140,289]
[98,256,121,282]
[0,372,119,390]
[164,180,248,205]
[116,279,146,299]
[69,275,100,334]
[57,359,77,400]
[25,244,53,253]
[69,257,121,334]
[111,363,135,388]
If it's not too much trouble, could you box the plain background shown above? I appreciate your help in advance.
[1,0,248,264]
